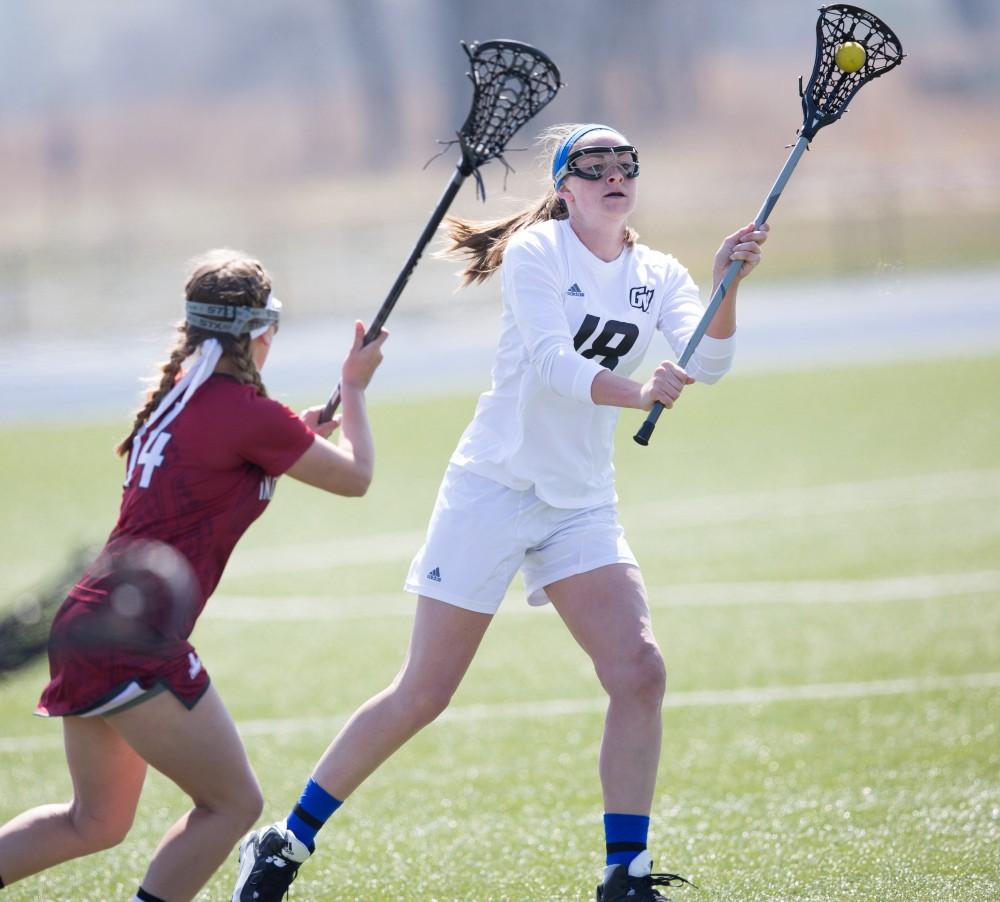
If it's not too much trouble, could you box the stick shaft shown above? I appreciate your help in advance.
[319,167,467,423]
[633,135,810,446]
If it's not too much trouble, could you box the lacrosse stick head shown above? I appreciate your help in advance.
[455,39,562,179]
[799,4,904,140]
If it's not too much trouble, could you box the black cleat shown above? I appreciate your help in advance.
[596,850,695,902]
[232,822,311,901]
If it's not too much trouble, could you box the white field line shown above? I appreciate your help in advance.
[630,468,1000,527]
[438,672,1000,724]
[227,469,1000,576]
[2,671,999,755]
[228,528,425,576]
[204,570,1000,623]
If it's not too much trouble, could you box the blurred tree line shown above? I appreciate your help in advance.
[0,0,997,342]
[0,0,996,188]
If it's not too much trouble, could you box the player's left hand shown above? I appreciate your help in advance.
[639,360,695,411]
[300,405,341,438]
[714,222,769,285]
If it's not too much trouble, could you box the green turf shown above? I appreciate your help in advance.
[1,354,998,900]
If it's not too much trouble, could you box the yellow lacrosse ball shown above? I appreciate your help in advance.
[835,41,867,73]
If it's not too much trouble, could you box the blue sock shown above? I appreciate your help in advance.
[604,812,650,867]
[286,779,342,851]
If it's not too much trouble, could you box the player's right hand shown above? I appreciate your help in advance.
[341,320,388,391]
[639,360,694,410]
[299,405,341,437]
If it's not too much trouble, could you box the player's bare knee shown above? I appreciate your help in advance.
[233,780,265,830]
[600,641,666,706]
[193,774,264,832]
[228,780,265,830]
[398,682,455,728]
[632,642,667,705]
[70,804,134,852]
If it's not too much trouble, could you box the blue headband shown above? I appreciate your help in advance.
[552,123,617,188]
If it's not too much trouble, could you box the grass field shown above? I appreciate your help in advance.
[1,353,998,901]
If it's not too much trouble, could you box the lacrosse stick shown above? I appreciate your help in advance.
[0,549,93,677]
[319,39,562,422]
[0,540,200,678]
[634,4,903,446]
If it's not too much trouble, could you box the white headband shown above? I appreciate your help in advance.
[185,293,282,338]
[250,294,282,339]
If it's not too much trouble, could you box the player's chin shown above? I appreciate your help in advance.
[601,193,636,214]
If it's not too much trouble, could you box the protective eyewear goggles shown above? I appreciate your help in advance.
[556,145,640,183]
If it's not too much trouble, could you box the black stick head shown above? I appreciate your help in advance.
[455,39,562,177]
[800,4,904,139]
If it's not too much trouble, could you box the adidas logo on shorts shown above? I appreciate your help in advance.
[426,567,442,582]
[566,283,585,297]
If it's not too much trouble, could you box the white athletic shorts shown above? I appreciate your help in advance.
[404,464,638,615]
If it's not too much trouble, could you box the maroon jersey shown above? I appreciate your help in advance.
[38,375,315,716]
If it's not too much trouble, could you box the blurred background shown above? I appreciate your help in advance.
[0,0,998,417]
[1,10,998,898]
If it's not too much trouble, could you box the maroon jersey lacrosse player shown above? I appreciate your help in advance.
[37,375,314,717]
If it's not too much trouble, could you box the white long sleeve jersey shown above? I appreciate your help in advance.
[451,218,736,509]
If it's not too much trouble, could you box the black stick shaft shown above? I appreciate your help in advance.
[633,135,811,446]
[319,167,467,423]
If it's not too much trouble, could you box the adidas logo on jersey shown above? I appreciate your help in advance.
[426,567,442,582]
[566,283,585,297]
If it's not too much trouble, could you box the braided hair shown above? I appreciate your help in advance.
[116,250,272,457]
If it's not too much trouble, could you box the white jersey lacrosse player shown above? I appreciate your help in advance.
[233,123,768,902]
[408,215,735,610]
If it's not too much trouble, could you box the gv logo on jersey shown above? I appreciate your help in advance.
[259,475,278,500]
[629,286,654,313]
